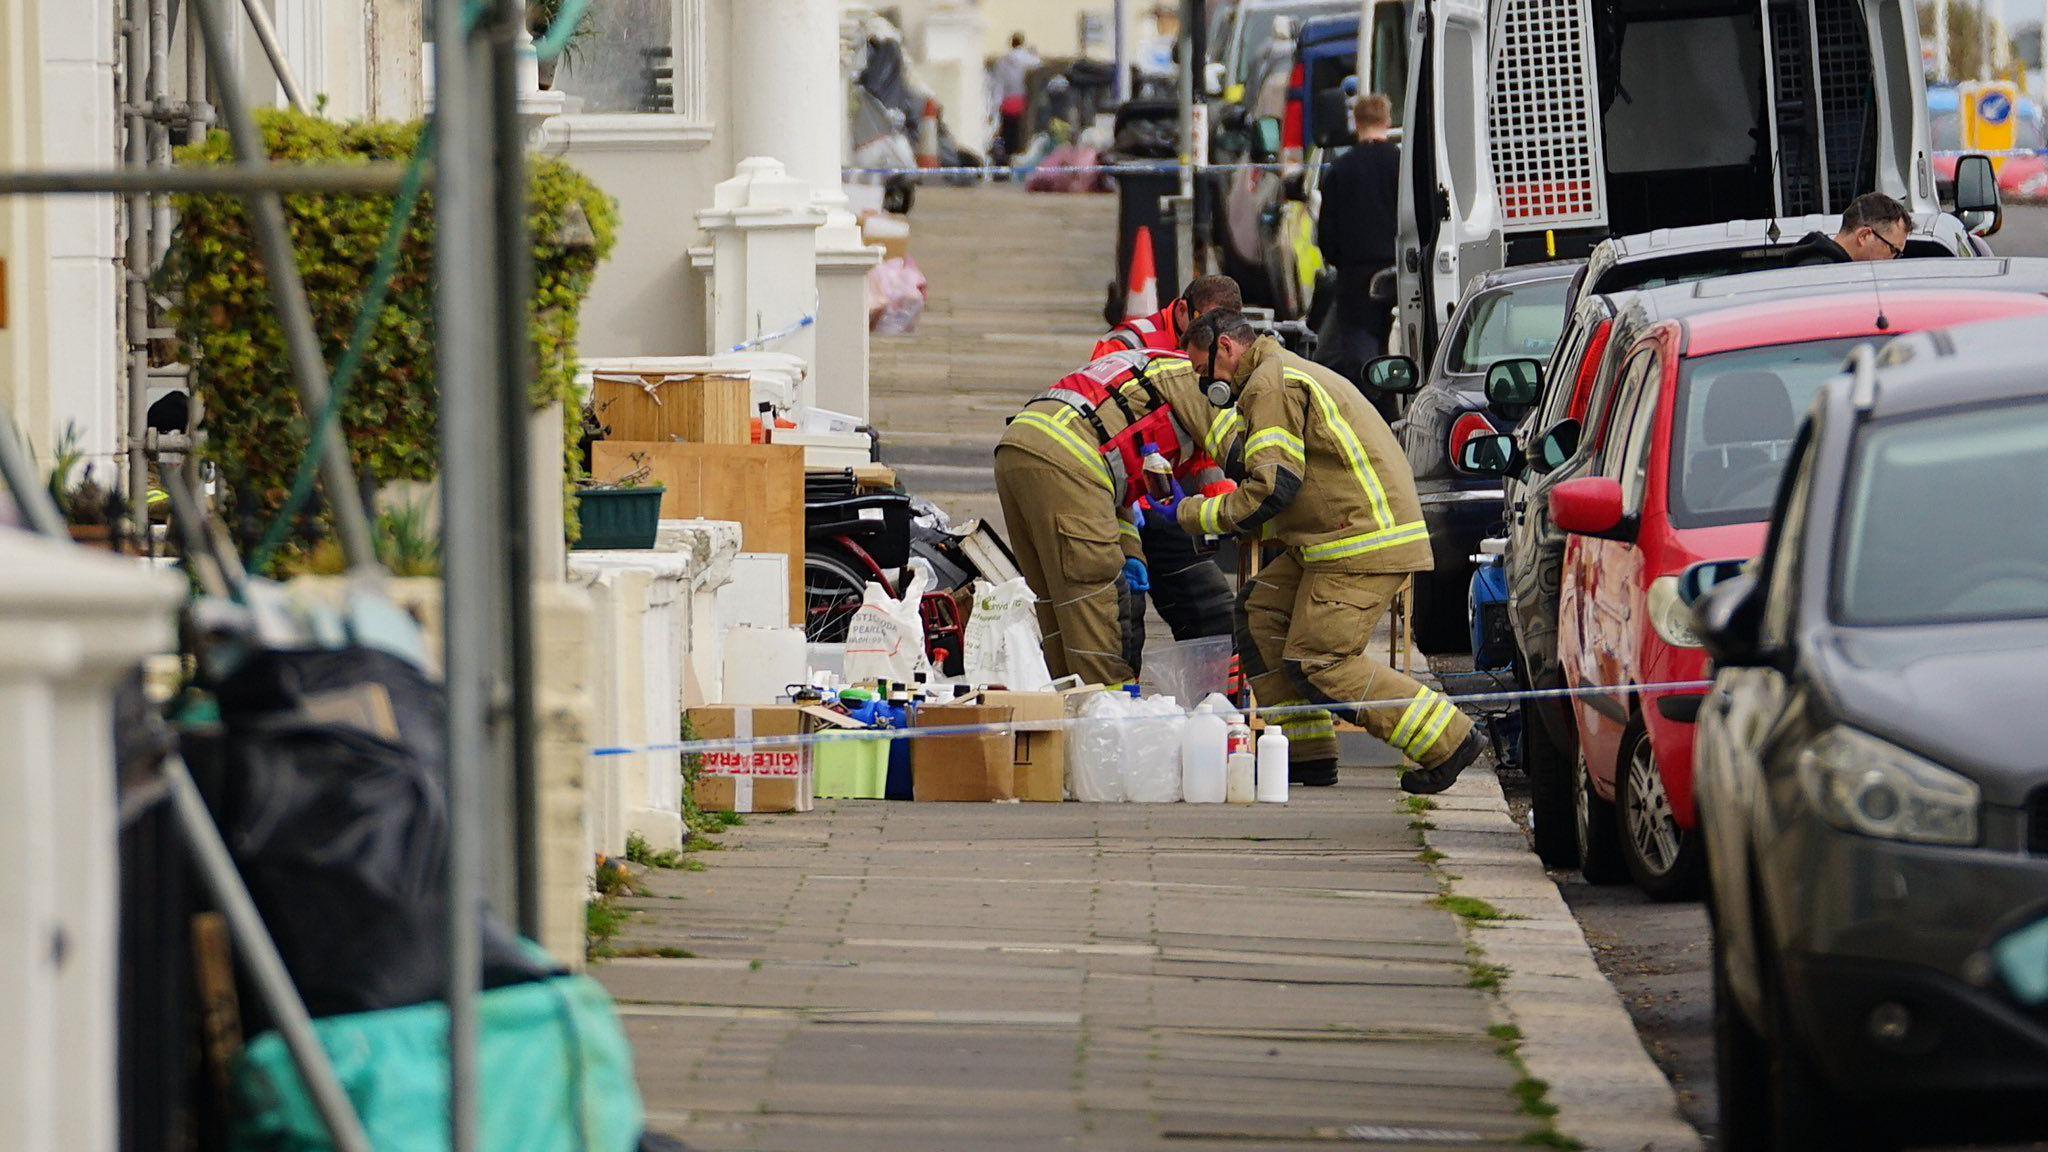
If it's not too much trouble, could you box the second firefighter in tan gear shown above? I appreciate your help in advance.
[994,349,1238,687]
[1176,314,1483,794]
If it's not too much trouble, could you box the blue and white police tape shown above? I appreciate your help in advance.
[727,309,817,354]
[591,678,1714,759]
[844,161,1293,181]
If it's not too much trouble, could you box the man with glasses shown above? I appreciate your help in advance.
[1791,192,1913,264]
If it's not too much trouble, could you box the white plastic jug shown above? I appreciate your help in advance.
[1256,728,1290,804]
[1181,709,1227,803]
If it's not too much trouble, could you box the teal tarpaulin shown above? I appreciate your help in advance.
[233,974,644,1152]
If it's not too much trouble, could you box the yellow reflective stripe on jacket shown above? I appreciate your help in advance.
[1196,495,1224,535]
[1299,520,1430,563]
[1285,367,1394,531]
[1118,519,1140,541]
[1012,409,1113,489]
[1205,408,1245,458]
[1244,426,1306,465]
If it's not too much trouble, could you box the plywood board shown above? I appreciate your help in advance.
[593,441,805,621]
[590,372,751,445]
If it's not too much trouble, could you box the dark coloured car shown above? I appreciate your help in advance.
[1369,262,1575,652]
[1689,316,2048,1151]
[1478,256,2048,868]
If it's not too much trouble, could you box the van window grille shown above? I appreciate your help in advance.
[1490,0,1607,230]
[1815,0,1876,211]
[1770,0,1822,215]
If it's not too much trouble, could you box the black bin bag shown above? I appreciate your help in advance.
[206,645,557,1022]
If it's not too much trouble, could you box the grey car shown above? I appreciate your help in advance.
[1687,317,2048,1150]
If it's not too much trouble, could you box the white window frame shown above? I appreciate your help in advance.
[543,0,711,152]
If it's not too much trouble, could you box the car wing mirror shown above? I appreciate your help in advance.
[1456,433,1520,477]
[1363,354,1422,395]
[1528,418,1580,474]
[1251,116,1284,164]
[1484,357,1544,411]
[1548,476,1633,541]
[1677,559,1751,608]
[1692,572,1768,668]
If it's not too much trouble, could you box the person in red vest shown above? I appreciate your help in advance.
[1093,275,1244,358]
[1090,275,1244,646]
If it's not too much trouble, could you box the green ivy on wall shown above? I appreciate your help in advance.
[166,109,618,567]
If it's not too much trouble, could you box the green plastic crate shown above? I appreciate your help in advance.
[574,486,665,550]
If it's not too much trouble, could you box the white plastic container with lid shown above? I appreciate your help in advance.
[1256,727,1289,803]
[1181,707,1228,804]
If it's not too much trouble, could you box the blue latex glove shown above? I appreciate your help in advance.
[1122,557,1151,593]
[1149,476,1186,516]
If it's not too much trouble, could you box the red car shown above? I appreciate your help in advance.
[1548,288,2048,899]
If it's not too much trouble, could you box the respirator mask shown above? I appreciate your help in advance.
[1202,344,1233,407]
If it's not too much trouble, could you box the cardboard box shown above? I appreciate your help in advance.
[686,704,860,813]
[972,690,1070,802]
[912,704,1015,802]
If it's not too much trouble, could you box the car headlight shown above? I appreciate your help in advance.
[1648,576,1700,649]
[1796,727,1980,847]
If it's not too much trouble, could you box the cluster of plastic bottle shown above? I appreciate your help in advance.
[1181,693,1288,805]
[834,680,921,800]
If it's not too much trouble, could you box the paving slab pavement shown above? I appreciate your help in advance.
[602,777,1571,1151]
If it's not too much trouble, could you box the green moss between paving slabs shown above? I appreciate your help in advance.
[1433,893,1510,922]
[626,831,688,870]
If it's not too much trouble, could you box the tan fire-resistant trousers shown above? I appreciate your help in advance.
[1239,550,1473,768]
[993,446,1142,686]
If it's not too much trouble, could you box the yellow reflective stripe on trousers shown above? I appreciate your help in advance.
[1285,367,1394,530]
[1411,695,1459,759]
[1206,408,1245,458]
[1244,426,1306,465]
[1012,410,1113,489]
[1299,520,1430,563]
[1387,689,1437,753]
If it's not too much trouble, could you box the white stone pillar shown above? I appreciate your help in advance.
[923,3,992,161]
[696,158,827,372]
[0,530,181,1152]
[728,0,881,422]
[655,518,741,707]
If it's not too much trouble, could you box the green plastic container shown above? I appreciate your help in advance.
[814,732,891,799]
[574,486,665,550]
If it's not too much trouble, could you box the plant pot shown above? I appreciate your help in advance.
[573,486,664,551]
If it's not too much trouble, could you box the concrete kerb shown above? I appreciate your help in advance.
[1422,768,1705,1152]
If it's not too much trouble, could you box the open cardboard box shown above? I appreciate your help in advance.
[687,703,862,813]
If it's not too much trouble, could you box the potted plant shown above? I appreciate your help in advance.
[527,0,591,90]
[573,452,664,551]
[45,425,119,546]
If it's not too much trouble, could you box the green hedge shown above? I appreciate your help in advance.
[167,110,617,564]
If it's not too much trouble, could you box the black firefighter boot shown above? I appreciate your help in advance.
[1399,728,1487,796]
[1290,757,1339,787]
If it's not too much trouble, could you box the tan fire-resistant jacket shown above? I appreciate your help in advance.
[1176,336,1433,575]
[999,355,1240,562]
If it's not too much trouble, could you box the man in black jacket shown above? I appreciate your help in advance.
[1315,94,1401,389]
[1790,192,1911,264]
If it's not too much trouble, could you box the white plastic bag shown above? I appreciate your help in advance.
[866,256,928,335]
[1068,689,1131,803]
[844,559,934,683]
[1122,695,1186,803]
[963,577,1053,690]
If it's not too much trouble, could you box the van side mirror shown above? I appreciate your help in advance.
[1457,433,1521,476]
[1693,572,1769,668]
[1368,267,1398,304]
[1954,154,2000,214]
[1364,355,1421,394]
[1251,116,1284,164]
[1529,419,1580,474]
[1484,358,1544,410]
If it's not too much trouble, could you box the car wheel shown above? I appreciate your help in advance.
[1713,925,1770,1150]
[1763,943,1896,1151]
[1574,750,1629,885]
[1616,719,1704,901]
[1411,571,1472,656]
[1523,696,1578,868]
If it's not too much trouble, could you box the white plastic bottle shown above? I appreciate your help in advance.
[1181,707,1227,803]
[1225,741,1257,806]
[1256,727,1290,804]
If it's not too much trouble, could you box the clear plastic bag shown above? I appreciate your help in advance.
[1122,694,1186,803]
[1068,689,1130,802]
[1138,635,1234,704]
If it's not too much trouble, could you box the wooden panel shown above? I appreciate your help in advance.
[593,441,805,621]
[590,372,751,445]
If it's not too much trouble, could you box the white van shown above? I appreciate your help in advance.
[1391,0,1945,362]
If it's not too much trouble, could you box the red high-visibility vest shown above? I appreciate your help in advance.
[1032,348,1227,503]
[1091,304,1182,359]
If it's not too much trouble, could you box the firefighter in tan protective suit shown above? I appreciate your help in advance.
[1175,312,1484,794]
[994,348,1241,686]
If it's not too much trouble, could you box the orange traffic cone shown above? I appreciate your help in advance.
[916,99,943,169]
[1123,225,1160,320]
